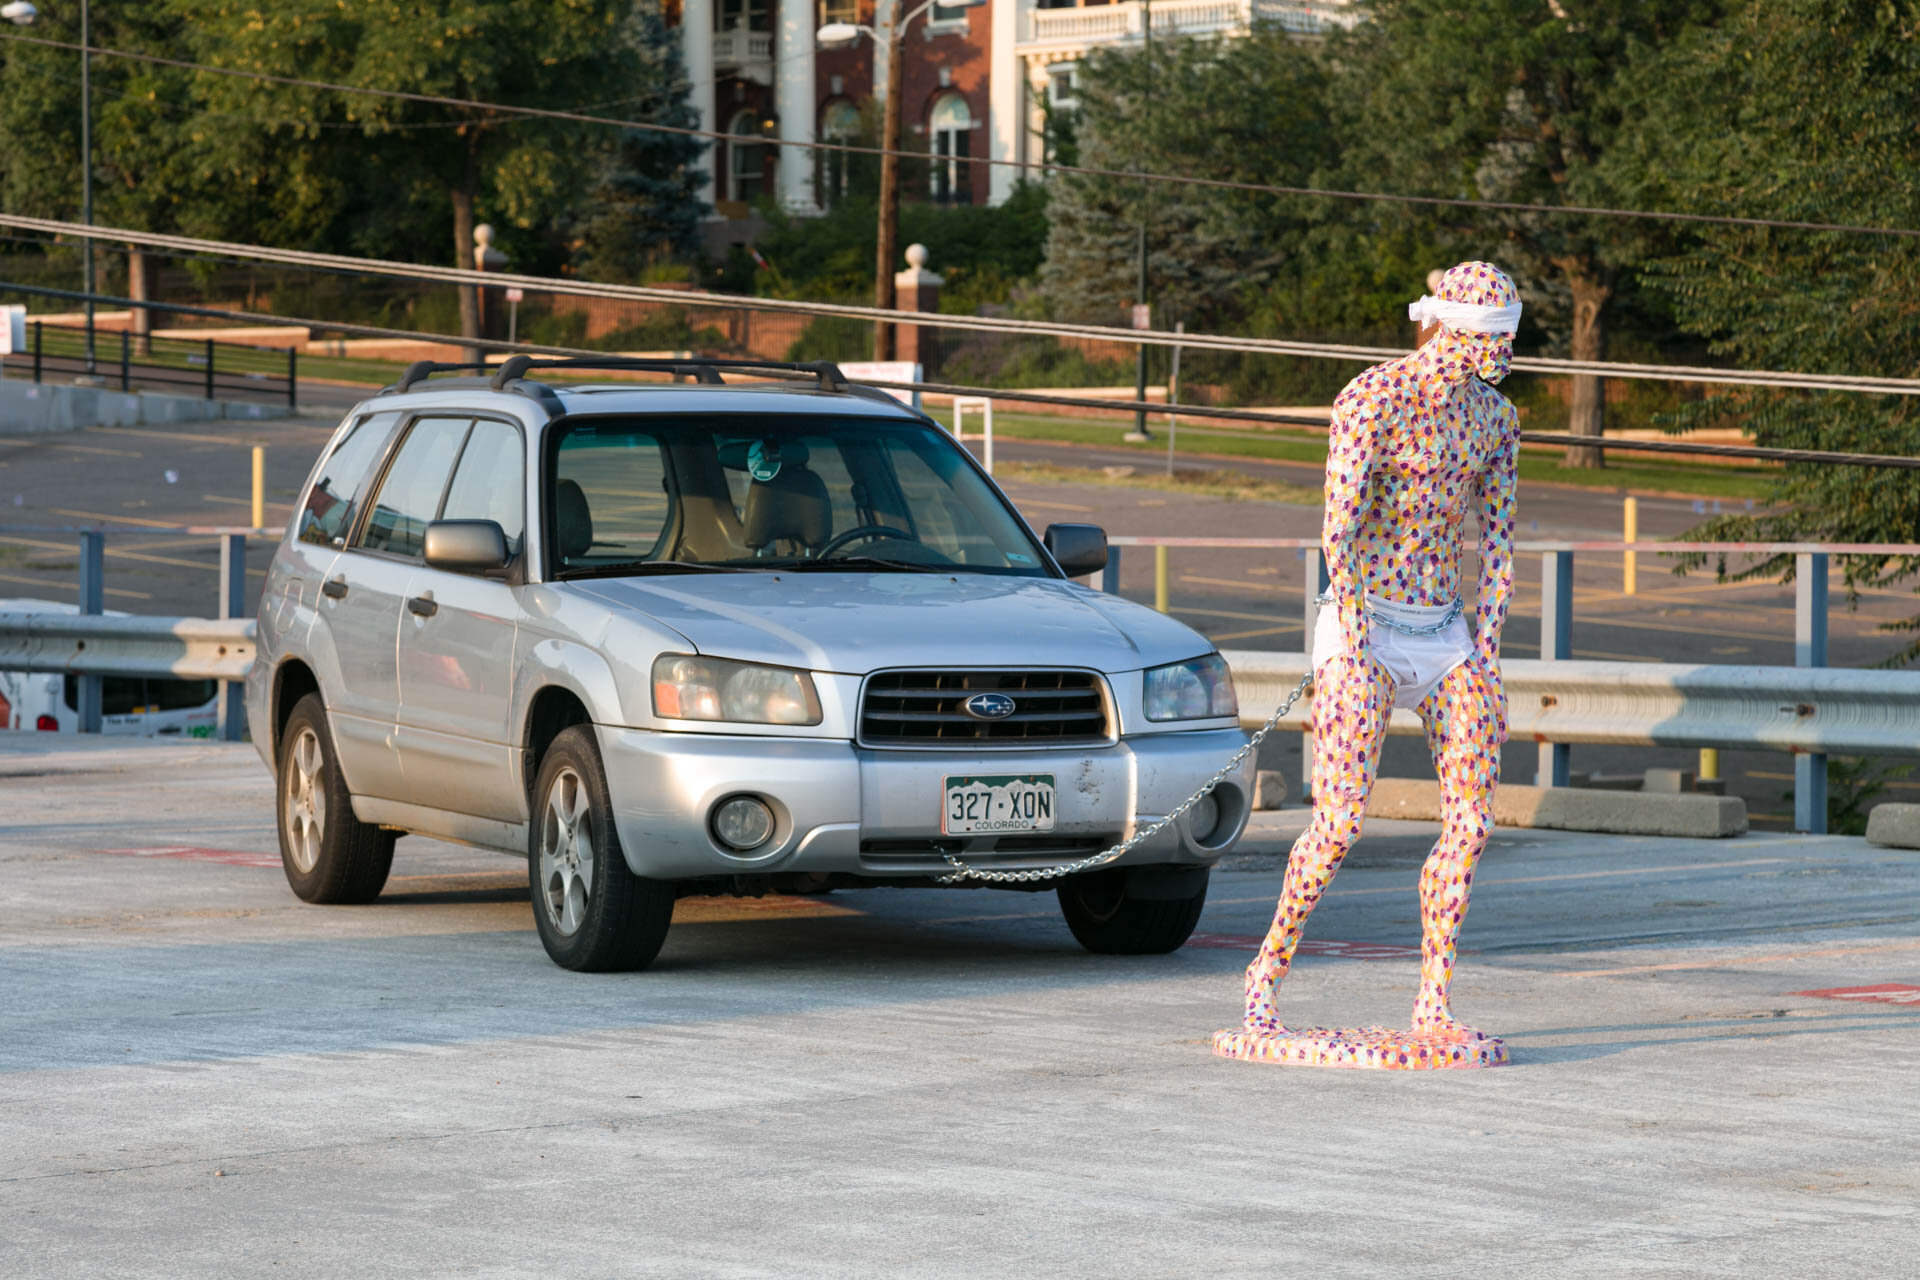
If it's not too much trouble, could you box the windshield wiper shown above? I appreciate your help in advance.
[556,559,765,581]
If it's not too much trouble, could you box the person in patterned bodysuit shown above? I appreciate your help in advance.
[1220,261,1521,1067]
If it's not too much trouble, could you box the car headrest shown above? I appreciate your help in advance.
[743,467,831,551]
[555,479,594,560]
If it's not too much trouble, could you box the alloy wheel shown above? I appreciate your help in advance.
[538,767,595,937]
[283,726,327,874]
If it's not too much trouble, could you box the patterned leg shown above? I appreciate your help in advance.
[1242,649,1392,1033]
[1410,658,1500,1041]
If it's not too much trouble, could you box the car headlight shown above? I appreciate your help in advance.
[1143,653,1238,722]
[651,655,822,726]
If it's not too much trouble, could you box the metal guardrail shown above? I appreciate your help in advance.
[1222,651,1920,759]
[0,611,256,682]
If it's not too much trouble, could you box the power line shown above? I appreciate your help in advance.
[6,213,1918,396]
[3,29,1919,241]
[9,278,1919,472]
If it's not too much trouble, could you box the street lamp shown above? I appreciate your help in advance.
[3,0,95,373]
[818,0,983,361]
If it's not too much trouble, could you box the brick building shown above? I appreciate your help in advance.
[671,0,1352,252]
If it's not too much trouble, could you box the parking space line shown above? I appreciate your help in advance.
[0,569,150,599]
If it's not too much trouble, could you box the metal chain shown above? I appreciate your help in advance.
[936,670,1316,885]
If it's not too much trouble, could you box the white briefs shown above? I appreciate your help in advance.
[1312,592,1475,711]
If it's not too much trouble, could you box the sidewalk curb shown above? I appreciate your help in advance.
[1866,803,1920,849]
[1366,778,1748,838]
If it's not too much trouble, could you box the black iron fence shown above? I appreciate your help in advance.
[6,319,297,409]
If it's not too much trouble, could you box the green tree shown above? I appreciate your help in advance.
[1330,0,1721,466]
[1039,27,1339,330]
[572,7,708,283]
[1603,0,1920,660]
[174,0,656,348]
[0,7,259,338]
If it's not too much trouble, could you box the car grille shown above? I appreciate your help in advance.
[859,669,1111,747]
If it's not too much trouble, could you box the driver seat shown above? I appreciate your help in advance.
[742,467,832,554]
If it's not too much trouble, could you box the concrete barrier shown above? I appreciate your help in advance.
[1865,803,1920,850]
[0,377,290,435]
[1364,777,1748,838]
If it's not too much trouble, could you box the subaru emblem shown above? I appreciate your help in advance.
[961,692,1017,720]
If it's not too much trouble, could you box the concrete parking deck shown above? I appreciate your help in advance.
[3,736,1916,1276]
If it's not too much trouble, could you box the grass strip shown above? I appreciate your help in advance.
[932,408,1776,501]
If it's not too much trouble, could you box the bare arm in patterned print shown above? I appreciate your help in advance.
[1472,406,1519,743]
[1321,389,1382,655]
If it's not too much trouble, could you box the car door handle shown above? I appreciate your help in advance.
[320,577,348,599]
[406,595,438,618]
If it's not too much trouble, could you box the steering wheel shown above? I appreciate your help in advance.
[815,524,915,559]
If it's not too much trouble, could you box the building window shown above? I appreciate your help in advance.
[817,100,862,207]
[1046,63,1079,109]
[718,0,770,31]
[929,92,972,206]
[820,0,857,24]
[928,0,972,28]
[728,109,768,203]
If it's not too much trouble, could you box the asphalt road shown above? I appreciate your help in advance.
[2,735,1917,1276]
[1,412,1913,826]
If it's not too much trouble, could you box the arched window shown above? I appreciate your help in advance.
[817,100,862,208]
[928,92,973,206]
[728,108,767,203]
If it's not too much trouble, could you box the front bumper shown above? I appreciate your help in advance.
[595,726,1255,881]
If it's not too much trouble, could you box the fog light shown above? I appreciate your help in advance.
[1187,792,1220,844]
[712,795,775,852]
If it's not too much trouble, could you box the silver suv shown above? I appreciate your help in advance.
[247,358,1254,970]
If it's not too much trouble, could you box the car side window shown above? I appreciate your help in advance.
[439,419,525,556]
[357,417,471,559]
[297,411,399,547]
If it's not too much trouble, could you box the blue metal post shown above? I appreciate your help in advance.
[1537,550,1573,787]
[77,532,104,733]
[1100,546,1122,594]
[218,534,248,742]
[1795,551,1829,833]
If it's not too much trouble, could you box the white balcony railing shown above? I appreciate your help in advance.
[1023,0,1351,49]
[713,27,775,81]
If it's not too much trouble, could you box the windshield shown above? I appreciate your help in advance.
[545,414,1051,578]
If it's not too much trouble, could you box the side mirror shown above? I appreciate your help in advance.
[1043,522,1109,579]
[424,520,510,574]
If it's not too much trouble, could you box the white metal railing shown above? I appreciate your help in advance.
[0,611,255,682]
[712,28,774,70]
[1024,0,1350,47]
[1221,651,1920,760]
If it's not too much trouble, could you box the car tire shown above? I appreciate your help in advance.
[1057,866,1209,955]
[276,693,396,905]
[528,724,675,973]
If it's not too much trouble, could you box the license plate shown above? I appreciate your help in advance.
[942,774,1056,835]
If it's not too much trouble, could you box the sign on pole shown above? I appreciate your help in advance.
[0,305,24,356]
[1130,303,1151,330]
[838,360,923,410]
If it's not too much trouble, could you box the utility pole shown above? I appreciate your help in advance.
[1128,0,1153,441]
[872,1,906,361]
[80,0,95,374]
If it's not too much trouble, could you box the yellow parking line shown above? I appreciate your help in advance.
[0,569,150,600]
[50,507,191,528]
[0,535,212,572]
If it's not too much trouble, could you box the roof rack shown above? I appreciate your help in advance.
[385,360,500,395]
[485,355,849,394]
